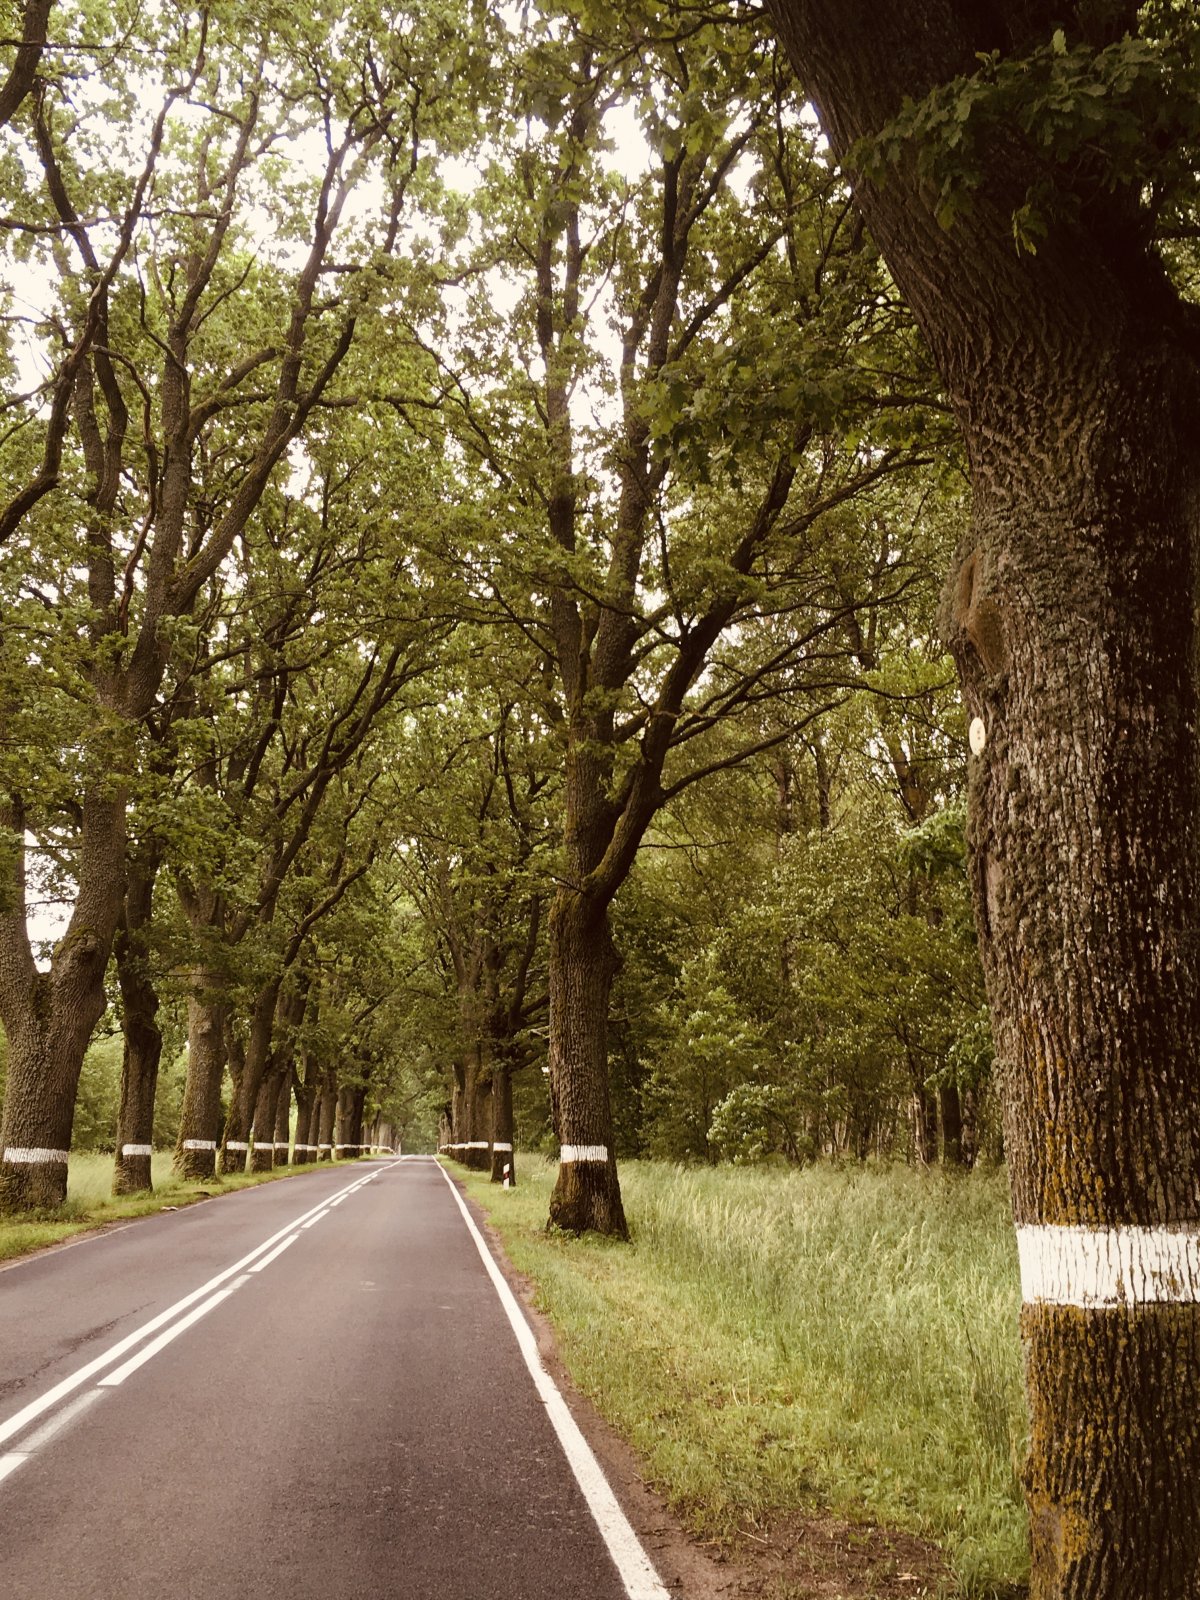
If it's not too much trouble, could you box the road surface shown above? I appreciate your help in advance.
[0,1157,668,1600]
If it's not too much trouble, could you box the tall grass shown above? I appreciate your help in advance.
[463,1158,1027,1598]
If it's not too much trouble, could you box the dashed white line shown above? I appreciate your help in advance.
[0,1169,378,1450]
[249,1235,300,1273]
[300,1211,330,1230]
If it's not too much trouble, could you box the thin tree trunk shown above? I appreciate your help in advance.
[316,1069,336,1160]
[462,1043,491,1171]
[546,890,626,1238]
[293,1073,316,1164]
[335,1085,354,1158]
[913,1086,938,1167]
[220,978,279,1174]
[273,1067,291,1165]
[113,846,164,1196]
[490,1061,515,1186]
[939,1083,964,1168]
[219,1026,247,1175]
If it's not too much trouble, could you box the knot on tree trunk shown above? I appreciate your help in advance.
[944,547,1009,681]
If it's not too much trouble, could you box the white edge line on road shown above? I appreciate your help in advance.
[0,1168,379,1449]
[435,1164,670,1600]
[99,1279,249,1387]
[248,1234,300,1273]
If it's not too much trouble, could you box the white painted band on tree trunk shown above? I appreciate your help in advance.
[182,1139,217,1151]
[121,1145,153,1157]
[492,1142,513,1152]
[466,1140,489,1149]
[560,1145,608,1163]
[3,1148,69,1164]
[1017,1224,1200,1306]
[226,1141,250,1151]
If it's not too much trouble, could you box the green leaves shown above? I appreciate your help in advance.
[853,20,1200,251]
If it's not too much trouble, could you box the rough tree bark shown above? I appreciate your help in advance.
[220,979,279,1175]
[547,890,627,1237]
[765,3,1200,1594]
[316,1067,337,1160]
[250,1072,280,1173]
[113,843,165,1195]
[0,794,125,1208]
[174,972,227,1181]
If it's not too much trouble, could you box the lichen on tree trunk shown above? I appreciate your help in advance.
[762,2,1200,1590]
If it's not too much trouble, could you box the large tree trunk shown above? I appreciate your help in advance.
[0,794,125,1211]
[250,1072,280,1173]
[174,973,226,1181]
[113,846,164,1196]
[765,4,1200,1593]
[546,890,626,1238]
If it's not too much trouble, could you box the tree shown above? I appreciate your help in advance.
[763,2,1200,1593]
[423,0,930,1234]
[0,0,446,1208]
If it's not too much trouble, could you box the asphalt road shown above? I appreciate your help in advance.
[0,1158,666,1600]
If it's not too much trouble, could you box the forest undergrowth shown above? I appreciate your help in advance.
[461,1159,1027,1598]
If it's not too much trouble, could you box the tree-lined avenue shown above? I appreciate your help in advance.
[0,1160,663,1600]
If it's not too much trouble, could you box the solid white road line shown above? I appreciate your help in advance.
[0,1169,377,1449]
[436,1165,670,1600]
[300,1211,330,1230]
[248,1235,299,1273]
[0,1453,27,1483]
[99,1281,249,1387]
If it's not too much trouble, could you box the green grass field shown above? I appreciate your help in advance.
[460,1158,1028,1598]
[0,1151,342,1266]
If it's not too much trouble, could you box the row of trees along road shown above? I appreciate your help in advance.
[0,0,1196,1594]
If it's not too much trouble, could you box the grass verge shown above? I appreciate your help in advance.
[0,1151,352,1266]
[458,1157,1028,1599]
